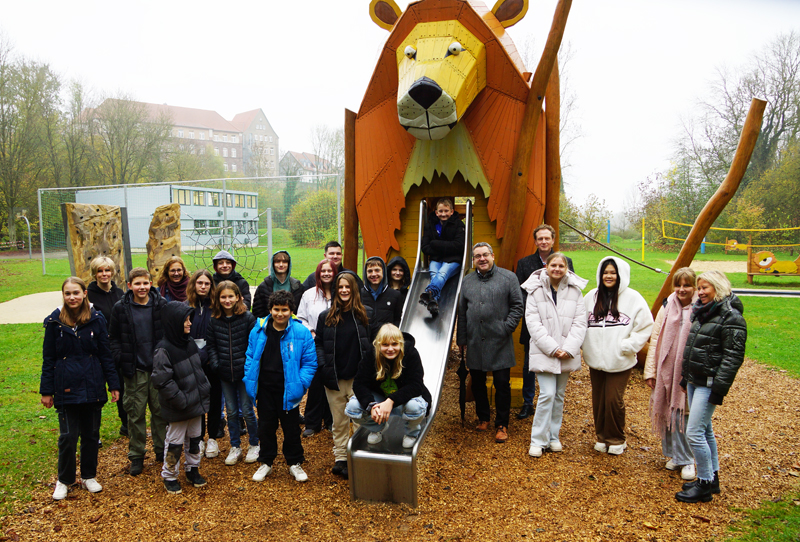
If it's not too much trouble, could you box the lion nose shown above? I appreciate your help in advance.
[408,77,442,110]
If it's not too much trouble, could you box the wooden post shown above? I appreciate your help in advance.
[499,0,572,269]
[544,61,561,250]
[650,98,766,316]
[343,109,359,273]
[747,233,754,285]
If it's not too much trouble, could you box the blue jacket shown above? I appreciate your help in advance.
[243,316,317,410]
[40,308,120,408]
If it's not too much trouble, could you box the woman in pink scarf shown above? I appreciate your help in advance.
[644,267,697,481]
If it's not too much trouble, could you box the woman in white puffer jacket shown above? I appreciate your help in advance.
[522,253,588,457]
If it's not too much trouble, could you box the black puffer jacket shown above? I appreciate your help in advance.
[206,310,256,382]
[86,281,124,325]
[40,308,120,408]
[421,210,465,264]
[352,332,432,414]
[252,250,305,317]
[152,302,211,422]
[108,289,167,378]
[361,256,403,329]
[386,256,411,305]
[681,294,747,404]
[315,306,374,390]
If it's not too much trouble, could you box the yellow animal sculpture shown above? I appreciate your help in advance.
[754,251,800,274]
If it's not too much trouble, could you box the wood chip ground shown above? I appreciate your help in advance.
[3,358,798,541]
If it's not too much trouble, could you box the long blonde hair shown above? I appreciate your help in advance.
[373,324,405,381]
[60,277,92,327]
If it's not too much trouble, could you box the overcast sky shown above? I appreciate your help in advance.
[3,0,799,211]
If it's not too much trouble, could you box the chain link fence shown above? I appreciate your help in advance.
[38,174,343,281]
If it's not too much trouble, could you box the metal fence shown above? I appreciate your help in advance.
[38,174,342,278]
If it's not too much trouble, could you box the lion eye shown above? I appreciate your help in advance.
[448,42,463,56]
[404,46,417,60]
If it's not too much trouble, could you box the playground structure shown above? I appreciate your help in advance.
[342,0,572,505]
[663,220,800,285]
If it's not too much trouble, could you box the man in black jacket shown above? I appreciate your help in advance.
[301,241,363,290]
[514,224,574,420]
[361,257,403,332]
[109,267,168,476]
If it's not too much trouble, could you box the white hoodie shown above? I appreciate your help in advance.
[582,257,654,373]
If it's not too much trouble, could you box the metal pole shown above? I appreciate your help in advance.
[337,173,342,244]
[38,189,45,274]
[222,179,229,250]
[267,208,273,263]
[607,219,611,244]
[21,215,32,259]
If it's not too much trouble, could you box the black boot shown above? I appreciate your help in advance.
[682,471,720,494]
[331,460,348,479]
[516,404,535,420]
[419,290,431,306]
[427,300,439,317]
[129,458,144,476]
[675,479,713,503]
[186,468,207,488]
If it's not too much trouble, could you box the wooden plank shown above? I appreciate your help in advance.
[344,109,359,273]
[544,62,561,249]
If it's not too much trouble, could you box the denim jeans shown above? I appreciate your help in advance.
[686,383,719,482]
[345,392,428,437]
[427,261,461,302]
[529,372,570,448]
[520,343,535,406]
[220,380,258,447]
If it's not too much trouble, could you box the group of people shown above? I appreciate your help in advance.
[40,199,747,506]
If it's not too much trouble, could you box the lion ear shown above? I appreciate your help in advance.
[369,0,403,31]
[491,0,529,28]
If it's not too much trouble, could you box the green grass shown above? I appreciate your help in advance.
[0,324,123,516]
[728,493,800,541]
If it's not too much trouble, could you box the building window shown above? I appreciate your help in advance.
[232,164,237,172]
[232,148,237,158]
[214,135,219,142]
[224,163,228,172]
[214,148,219,156]
[193,191,205,206]
[178,129,184,138]
[189,131,194,139]
[232,136,238,143]
[226,193,233,207]
[209,192,219,206]
[223,134,228,142]
[200,132,205,140]
[247,195,256,208]
[235,194,245,208]
[208,220,220,235]
[269,136,273,142]
[249,220,257,234]
[174,189,190,205]
[194,219,207,234]
[223,148,228,157]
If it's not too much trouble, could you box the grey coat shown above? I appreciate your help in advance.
[457,265,524,372]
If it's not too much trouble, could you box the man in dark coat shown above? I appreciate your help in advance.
[301,241,363,290]
[457,242,523,444]
[514,224,574,420]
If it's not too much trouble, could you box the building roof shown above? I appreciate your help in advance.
[283,151,333,173]
[137,102,240,133]
[231,108,279,137]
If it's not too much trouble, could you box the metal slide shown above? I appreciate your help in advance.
[347,199,472,506]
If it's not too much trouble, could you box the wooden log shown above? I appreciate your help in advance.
[63,203,127,286]
[499,0,572,269]
[544,60,562,250]
[344,108,359,273]
[651,98,766,316]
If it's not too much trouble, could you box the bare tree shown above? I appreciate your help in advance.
[309,124,344,191]
[88,94,171,185]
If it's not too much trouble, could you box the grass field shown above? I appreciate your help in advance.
[1,241,798,536]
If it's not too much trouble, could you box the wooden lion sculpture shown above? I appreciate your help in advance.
[355,0,555,265]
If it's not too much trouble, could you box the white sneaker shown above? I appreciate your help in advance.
[607,442,627,455]
[81,478,102,493]
[665,458,679,471]
[205,439,219,458]
[367,431,383,445]
[528,445,543,457]
[402,435,417,449]
[52,481,68,500]
[252,463,272,482]
[594,442,608,453]
[289,464,308,482]
[680,464,697,480]
[245,445,260,463]
[225,447,242,465]
[198,440,206,457]
[549,440,563,452]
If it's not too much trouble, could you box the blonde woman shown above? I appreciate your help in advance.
[345,324,431,449]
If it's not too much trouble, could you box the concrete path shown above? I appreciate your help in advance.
[0,291,63,324]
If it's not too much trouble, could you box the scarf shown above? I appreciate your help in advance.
[161,276,189,302]
[650,292,694,434]
[692,298,718,323]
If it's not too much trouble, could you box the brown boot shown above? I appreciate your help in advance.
[475,420,490,432]
[495,426,508,443]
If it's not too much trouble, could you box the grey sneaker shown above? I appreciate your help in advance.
[367,431,383,445]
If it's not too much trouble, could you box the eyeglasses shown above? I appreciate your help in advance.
[473,252,492,260]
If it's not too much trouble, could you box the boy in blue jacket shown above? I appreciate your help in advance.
[243,291,317,483]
